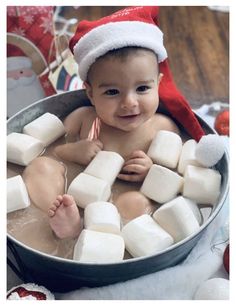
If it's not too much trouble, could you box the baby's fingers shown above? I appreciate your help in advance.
[123,158,145,167]
[121,164,144,174]
[117,173,143,182]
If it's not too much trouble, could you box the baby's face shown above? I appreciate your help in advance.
[85,50,160,132]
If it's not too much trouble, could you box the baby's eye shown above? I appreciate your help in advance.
[104,89,119,96]
[136,85,150,92]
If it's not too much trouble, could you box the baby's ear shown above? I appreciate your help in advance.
[84,81,94,104]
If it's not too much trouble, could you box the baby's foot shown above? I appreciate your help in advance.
[48,194,81,239]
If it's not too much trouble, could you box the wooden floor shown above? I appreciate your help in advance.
[61,6,229,109]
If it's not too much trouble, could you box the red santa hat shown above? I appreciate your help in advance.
[69,6,225,167]
[7,44,32,71]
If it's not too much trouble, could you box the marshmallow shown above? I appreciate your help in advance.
[121,214,174,257]
[184,197,202,225]
[73,229,125,263]
[84,151,124,185]
[67,173,111,209]
[194,278,229,300]
[84,201,121,234]
[7,132,44,166]
[147,130,182,169]
[153,196,200,242]
[7,175,30,213]
[23,113,65,147]
[140,164,184,203]
[177,139,202,174]
[183,165,221,205]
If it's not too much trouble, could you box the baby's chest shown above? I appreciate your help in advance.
[101,131,154,158]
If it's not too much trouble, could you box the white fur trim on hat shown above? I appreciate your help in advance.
[7,56,32,71]
[73,21,167,81]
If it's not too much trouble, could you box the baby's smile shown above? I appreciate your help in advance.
[118,113,140,119]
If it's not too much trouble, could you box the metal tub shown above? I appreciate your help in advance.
[7,90,229,292]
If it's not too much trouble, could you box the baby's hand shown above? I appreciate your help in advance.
[54,139,103,165]
[78,139,103,165]
[118,150,153,182]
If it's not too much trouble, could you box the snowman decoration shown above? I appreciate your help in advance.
[7,45,45,118]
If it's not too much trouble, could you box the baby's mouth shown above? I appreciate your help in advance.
[118,113,140,119]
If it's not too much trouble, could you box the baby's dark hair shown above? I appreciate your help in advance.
[104,46,158,61]
[87,46,159,82]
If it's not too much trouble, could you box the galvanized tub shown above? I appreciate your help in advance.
[7,89,229,292]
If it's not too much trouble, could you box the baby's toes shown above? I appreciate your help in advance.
[62,194,76,207]
[55,195,63,203]
[53,199,61,207]
[48,207,56,217]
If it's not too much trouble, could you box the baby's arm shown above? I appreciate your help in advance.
[54,107,103,165]
[54,139,103,166]
[63,106,93,139]
[118,150,153,182]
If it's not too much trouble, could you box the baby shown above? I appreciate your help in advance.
[23,6,207,239]
[54,47,179,180]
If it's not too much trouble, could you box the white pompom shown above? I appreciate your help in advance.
[195,134,225,167]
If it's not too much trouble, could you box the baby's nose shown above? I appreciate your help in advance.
[121,94,138,108]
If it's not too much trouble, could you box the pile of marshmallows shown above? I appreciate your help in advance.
[7,113,222,264]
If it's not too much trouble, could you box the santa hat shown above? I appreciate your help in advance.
[7,44,32,71]
[69,6,225,167]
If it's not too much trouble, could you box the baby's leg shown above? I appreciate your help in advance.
[23,156,65,212]
[48,194,81,239]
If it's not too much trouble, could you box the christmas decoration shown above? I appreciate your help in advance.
[7,6,55,64]
[7,6,60,101]
[7,283,55,300]
[223,244,229,274]
[48,53,83,93]
[7,43,46,117]
[214,110,229,136]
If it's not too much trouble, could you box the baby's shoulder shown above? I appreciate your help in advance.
[152,113,180,134]
[63,106,96,136]
[65,106,95,123]
[74,106,96,117]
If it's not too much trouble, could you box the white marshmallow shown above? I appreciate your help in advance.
[121,214,174,257]
[73,229,125,263]
[184,197,202,225]
[23,112,65,147]
[177,139,202,174]
[183,165,221,205]
[84,151,124,185]
[147,130,182,169]
[84,201,121,234]
[7,175,30,213]
[7,132,44,166]
[140,164,184,203]
[67,173,111,209]
[153,196,200,242]
[194,278,229,300]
